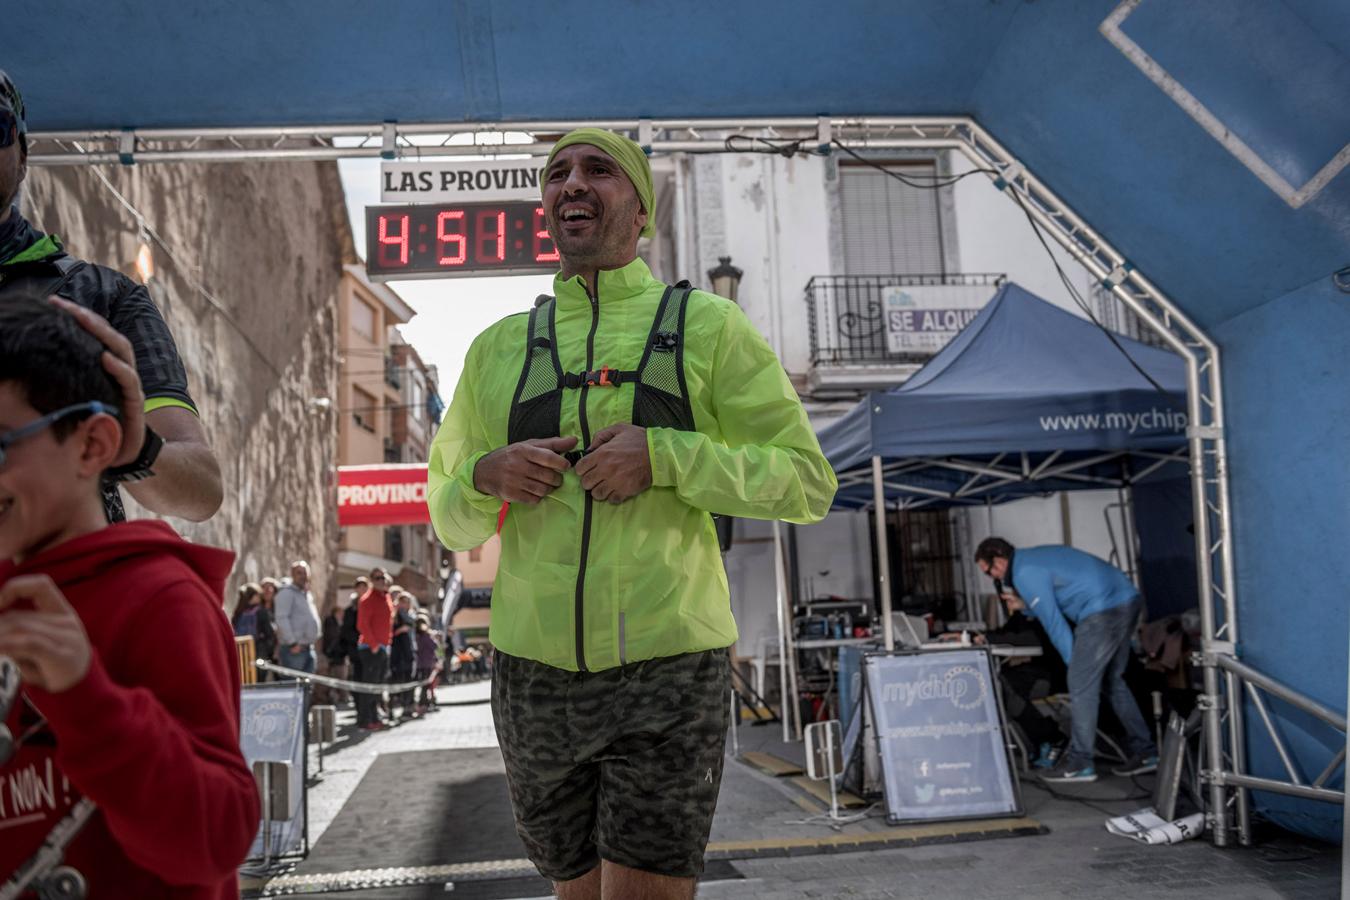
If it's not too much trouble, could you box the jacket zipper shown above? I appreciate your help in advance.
[573,281,600,672]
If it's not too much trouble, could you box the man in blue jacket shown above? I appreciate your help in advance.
[975,537,1157,782]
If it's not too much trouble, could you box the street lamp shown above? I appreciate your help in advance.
[707,256,743,303]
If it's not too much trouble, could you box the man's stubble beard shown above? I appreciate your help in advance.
[553,194,641,274]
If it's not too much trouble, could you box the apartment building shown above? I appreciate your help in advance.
[335,264,444,610]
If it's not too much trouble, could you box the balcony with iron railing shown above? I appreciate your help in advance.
[805,273,1005,391]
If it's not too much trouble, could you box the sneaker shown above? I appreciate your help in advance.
[362,722,388,732]
[1032,742,1063,770]
[1112,754,1159,776]
[1040,761,1098,783]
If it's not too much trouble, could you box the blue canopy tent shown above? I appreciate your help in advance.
[817,281,1189,640]
[821,282,1188,514]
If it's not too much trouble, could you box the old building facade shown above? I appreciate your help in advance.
[23,159,353,612]
[334,266,444,610]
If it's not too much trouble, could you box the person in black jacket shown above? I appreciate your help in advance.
[0,70,222,523]
[232,582,277,676]
[340,577,368,704]
[389,590,419,720]
[319,598,349,705]
[941,610,1066,768]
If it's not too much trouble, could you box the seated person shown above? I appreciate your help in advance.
[0,295,258,896]
[942,610,1067,769]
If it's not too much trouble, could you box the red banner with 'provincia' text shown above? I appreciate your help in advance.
[337,464,431,527]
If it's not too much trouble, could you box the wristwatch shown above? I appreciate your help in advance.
[107,425,164,483]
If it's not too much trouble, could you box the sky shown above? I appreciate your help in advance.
[337,149,553,401]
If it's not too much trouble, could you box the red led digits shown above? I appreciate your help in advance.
[368,201,564,275]
[437,210,466,265]
[533,207,560,262]
[474,209,506,263]
[377,214,410,266]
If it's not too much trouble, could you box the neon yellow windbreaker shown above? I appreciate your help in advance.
[428,257,837,672]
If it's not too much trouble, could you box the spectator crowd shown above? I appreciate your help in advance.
[229,562,490,731]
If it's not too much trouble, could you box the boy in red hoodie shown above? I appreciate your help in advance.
[0,295,258,896]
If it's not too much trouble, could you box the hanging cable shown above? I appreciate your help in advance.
[826,138,1172,397]
[831,139,997,187]
[70,143,284,379]
[1004,186,1171,396]
[723,134,811,157]
[342,401,433,414]
[1026,774,1152,817]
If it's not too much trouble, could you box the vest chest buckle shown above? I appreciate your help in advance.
[562,366,626,389]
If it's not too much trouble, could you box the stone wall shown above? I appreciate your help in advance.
[23,157,355,612]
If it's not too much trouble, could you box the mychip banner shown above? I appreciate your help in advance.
[241,682,307,861]
[864,649,1021,824]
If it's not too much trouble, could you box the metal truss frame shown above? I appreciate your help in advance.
[29,115,1343,845]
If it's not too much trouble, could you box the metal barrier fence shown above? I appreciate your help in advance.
[253,660,435,695]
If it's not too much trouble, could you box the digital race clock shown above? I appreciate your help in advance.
[364,200,561,281]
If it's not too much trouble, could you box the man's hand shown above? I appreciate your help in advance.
[50,297,224,521]
[49,296,146,467]
[0,575,92,694]
[935,632,987,646]
[574,423,652,504]
[1001,592,1026,613]
[473,437,577,505]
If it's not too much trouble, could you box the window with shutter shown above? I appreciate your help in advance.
[839,161,945,276]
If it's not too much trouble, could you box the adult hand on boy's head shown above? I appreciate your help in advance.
[47,296,146,467]
[0,575,91,693]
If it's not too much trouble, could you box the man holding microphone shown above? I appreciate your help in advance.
[975,537,1158,783]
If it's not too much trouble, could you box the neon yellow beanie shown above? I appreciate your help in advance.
[543,128,655,239]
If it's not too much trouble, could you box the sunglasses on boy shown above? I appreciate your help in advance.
[0,109,19,149]
[0,401,119,469]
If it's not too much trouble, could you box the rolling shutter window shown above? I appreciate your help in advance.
[839,163,945,276]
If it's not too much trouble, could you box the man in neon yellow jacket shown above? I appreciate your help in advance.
[428,128,835,900]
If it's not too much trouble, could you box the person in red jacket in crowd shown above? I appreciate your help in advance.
[355,568,395,731]
[0,293,258,897]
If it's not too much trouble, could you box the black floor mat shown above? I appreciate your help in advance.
[294,747,523,875]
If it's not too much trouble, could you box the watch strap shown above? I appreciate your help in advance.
[107,425,164,483]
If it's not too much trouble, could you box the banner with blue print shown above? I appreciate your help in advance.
[864,649,1021,824]
[240,682,307,861]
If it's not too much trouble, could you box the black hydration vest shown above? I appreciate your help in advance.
[0,253,84,298]
[507,281,697,460]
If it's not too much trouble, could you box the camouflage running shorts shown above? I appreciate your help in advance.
[491,647,731,881]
